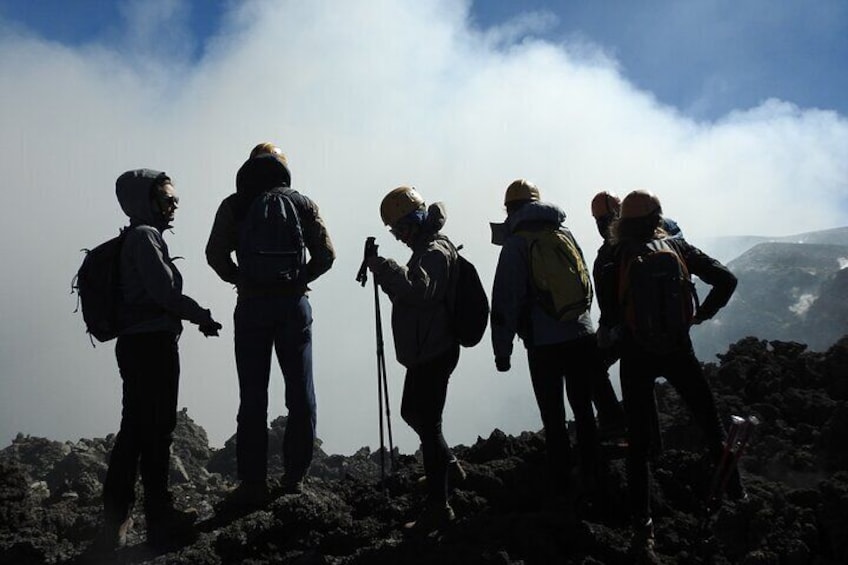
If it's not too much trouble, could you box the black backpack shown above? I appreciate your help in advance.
[73,230,127,343]
[618,238,699,354]
[445,240,490,347]
[237,187,307,286]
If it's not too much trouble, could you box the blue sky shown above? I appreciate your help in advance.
[1,0,846,453]
[2,0,846,120]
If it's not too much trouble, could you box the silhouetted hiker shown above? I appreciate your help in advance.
[206,143,335,508]
[586,192,628,440]
[93,170,222,552]
[365,186,461,533]
[599,189,744,561]
[490,179,601,497]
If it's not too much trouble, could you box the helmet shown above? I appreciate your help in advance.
[249,142,288,165]
[591,191,621,218]
[620,190,662,219]
[504,179,540,206]
[380,186,425,226]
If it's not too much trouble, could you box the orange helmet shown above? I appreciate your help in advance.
[591,191,621,218]
[380,186,425,226]
[620,190,662,219]
[504,179,540,206]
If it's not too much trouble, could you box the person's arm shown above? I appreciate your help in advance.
[373,242,451,305]
[675,240,737,322]
[131,228,215,326]
[300,198,336,283]
[490,237,529,365]
[205,198,239,284]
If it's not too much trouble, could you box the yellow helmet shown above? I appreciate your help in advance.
[380,186,425,226]
[504,179,540,206]
[591,191,621,218]
[620,190,662,219]
[249,142,288,165]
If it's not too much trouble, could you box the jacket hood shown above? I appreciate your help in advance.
[235,154,292,202]
[115,169,169,228]
[506,201,566,232]
[410,202,447,249]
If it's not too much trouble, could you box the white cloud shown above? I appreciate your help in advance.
[1,0,847,454]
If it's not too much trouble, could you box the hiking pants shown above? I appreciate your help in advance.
[103,331,179,524]
[401,344,460,505]
[620,338,731,524]
[234,295,316,483]
[526,334,599,485]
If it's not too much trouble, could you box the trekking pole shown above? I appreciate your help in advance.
[700,415,759,532]
[356,237,396,487]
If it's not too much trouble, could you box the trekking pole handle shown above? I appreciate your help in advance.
[356,237,379,287]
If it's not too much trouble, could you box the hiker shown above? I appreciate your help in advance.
[365,186,461,533]
[585,191,628,439]
[97,169,222,551]
[598,189,744,559]
[490,179,602,495]
[206,143,335,506]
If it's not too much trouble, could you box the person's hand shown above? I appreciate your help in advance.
[597,326,612,349]
[495,356,511,372]
[366,255,384,273]
[692,309,715,325]
[199,319,222,337]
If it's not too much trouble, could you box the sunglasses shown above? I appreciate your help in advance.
[158,194,179,207]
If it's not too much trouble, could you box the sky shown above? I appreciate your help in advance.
[1,0,846,455]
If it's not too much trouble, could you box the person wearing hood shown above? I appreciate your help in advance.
[365,186,461,533]
[97,169,222,551]
[205,143,335,507]
[490,179,601,497]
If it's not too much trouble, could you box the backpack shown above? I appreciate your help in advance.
[445,240,489,347]
[517,228,593,321]
[237,187,307,286]
[72,230,127,343]
[617,238,699,354]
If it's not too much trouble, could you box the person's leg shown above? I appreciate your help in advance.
[234,299,275,483]
[102,335,146,526]
[620,346,659,526]
[527,343,572,485]
[401,346,458,505]
[662,343,743,498]
[561,336,600,480]
[138,332,181,519]
[275,296,317,484]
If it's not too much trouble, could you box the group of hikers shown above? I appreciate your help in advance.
[90,142,743,561]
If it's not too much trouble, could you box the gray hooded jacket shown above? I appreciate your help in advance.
[373,203,458,367]
[115,169,213,335]
[491,201,594,359]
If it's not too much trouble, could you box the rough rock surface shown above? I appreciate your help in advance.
[1,337,847,564]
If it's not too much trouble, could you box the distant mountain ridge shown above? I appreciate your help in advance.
[693,226,848,358]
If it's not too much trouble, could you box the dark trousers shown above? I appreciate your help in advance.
[620,339,729,524]
[234,295,316,483]
[103,332,179,524]
[526,334,600,482]
[401,345,460,505]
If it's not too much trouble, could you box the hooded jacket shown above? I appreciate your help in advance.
[205,154,335,296]
[491,201,594,359]
[372,202,458,367]
[115,169,213,335]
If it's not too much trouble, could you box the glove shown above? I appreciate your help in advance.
[692,308,715,325]
[597,326,612,349]
[495,356,511,372]
[199,318,222,337]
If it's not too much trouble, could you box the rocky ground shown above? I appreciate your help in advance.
[1,336,847,564]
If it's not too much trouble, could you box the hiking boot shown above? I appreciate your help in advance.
[403,503,456,534]
[217,480,270,513]
[89,515,133,553]
[146,507,198,549]
[279,475,304,495]
[628,518,660,564]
